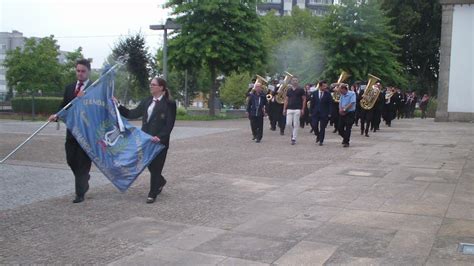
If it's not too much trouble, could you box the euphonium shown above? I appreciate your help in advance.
[332,71,351,103]
[275,71,294,104]
[360,74,381,110]
[251,74,269,94]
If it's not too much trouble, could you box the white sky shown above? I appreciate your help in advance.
[0,0,172,68]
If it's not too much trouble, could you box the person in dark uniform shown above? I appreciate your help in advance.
[382,87,395,127]
[246,83,267,143]
[268,80,286,135]
[371,83,384,132]
[353,82,362,126]
[329,84,340,134]
[117,77,177,204]
[299,84,311,129]
[310,80,333,146]
[48,59,93,203]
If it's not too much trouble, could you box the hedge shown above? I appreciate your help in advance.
[12,97,63,114]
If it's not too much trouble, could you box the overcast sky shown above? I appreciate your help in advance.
[1,0,172,68]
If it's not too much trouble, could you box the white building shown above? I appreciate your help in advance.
[258,0,334,16]
[0,30,69,99]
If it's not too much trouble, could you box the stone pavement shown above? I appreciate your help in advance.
[0,118,473,265]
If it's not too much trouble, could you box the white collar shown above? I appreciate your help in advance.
[153,95,164,102]
[76,79,89,86]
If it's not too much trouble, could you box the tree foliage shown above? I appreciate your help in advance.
[220,71,252,108]
[112,33,151,95]
[167,0,266,115]
[378,0,441,95]
[4,36,64,95]
[261,8,324,84]
[318,0,406,86]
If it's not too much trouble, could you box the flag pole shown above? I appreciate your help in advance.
[0,55,129,164]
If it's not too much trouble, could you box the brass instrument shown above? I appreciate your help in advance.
[251,74,269,93]
[266,93,273,101]
[360,74,381,110]
[331,71,351,103]
[307,83,320,110]
[275,71,294,104]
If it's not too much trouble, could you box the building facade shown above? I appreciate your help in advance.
[0,30,68,100]
[258,0,334,16]
[435,0,474,122]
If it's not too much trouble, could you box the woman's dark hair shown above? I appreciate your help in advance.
[76,58,91,70]
[155,77,172,100]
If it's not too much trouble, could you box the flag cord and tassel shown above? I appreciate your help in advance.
[0,55,129,164]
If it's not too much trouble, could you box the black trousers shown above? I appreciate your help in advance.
[269,103,285,131]
[338,112,355,144]
[312,115,329,143]
[360,109,373,135]
[250,115,264,140]
[65,138,92,197]
[148,147,168,198]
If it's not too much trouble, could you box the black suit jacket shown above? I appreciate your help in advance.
[60,81,92,140]
[310,90,333,118]
[118,96,177,147]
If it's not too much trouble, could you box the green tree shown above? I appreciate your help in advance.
[318,0,406,86]
[261,7,324,84]
[4,36,63,95]
[220,71,252,108]
[113,33,151,101]
[378,0,441,95]
[61,47,85,85]
[167,0,266,115]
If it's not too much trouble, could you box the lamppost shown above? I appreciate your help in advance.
[149,18,181,81]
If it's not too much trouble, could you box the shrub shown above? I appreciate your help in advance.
[12,97,62,114]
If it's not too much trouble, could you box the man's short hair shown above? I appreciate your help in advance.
[76,58,91,70]
[319,80,327,86]
[339,84,349,91]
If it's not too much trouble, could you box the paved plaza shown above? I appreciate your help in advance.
[1,118,473,265]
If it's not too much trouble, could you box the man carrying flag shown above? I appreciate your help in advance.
[49,59,93,203]
[48,59,165,203]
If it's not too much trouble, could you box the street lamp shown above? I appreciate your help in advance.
[150,18,181,81]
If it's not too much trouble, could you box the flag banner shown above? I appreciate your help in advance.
[58,66,164,192]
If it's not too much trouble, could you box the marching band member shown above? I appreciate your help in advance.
[284,77,306,145]
[268,80,286,135]
[117,77,177,204]
[246,83,268,143]
[310,80,332,146]
[337,84,356,148]
[48,59,93,203]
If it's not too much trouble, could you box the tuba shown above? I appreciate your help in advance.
[275,71,294,104]
[332,71,351,103]
[360,74,381,110]
[251,74,269,93]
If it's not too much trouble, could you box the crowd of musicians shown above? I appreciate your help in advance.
[246,74,430,147]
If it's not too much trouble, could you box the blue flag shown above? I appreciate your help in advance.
[57,66,165,192]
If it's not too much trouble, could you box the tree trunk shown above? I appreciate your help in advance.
[209,65,216,116]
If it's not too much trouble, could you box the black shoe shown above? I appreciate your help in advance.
[319,143,323,146]
[146,197,156,204]
[365,133,370,137]
[256,139,261,143]
[316,137,320,143]
[361,131,364,135]
[343,143,349,148]
[73,196,84,203]
[291,139,296,145]
[280,130,284,135]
